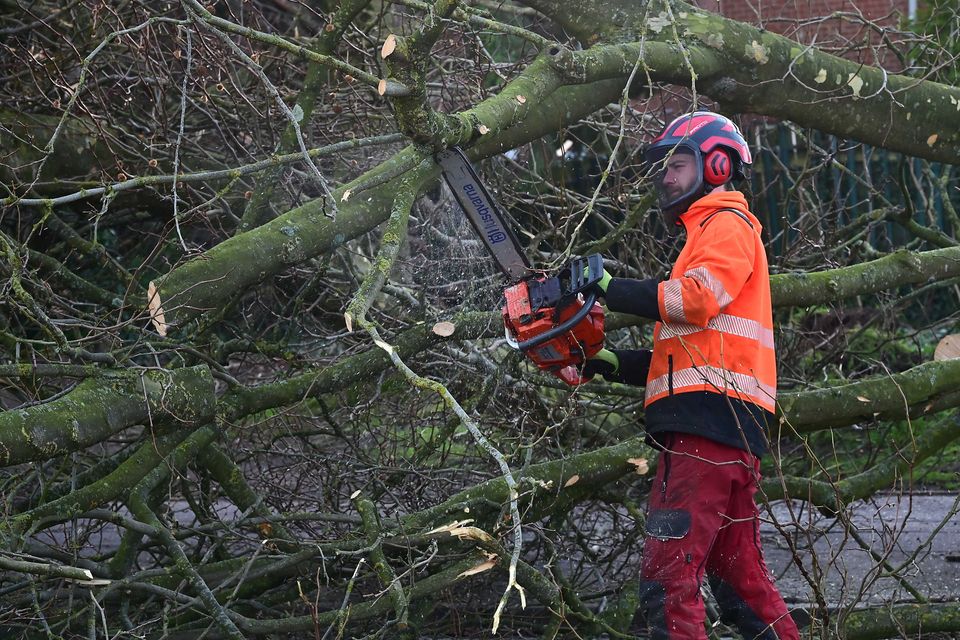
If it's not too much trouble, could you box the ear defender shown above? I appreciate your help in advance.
[703,148,732,186]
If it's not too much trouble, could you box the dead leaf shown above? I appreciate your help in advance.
[934,334,960,361]
[432,321,455,337]
[563,475,580,487]
[628,457,649,475]
[258,522,273,537]
[927,133,939,147]
[515,94,526,104]
[147,281,168,337]
[344,312,353,333]
[458,558,497,578]
[381,34,397,59]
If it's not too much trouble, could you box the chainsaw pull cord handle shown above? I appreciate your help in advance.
[516,288,599,351]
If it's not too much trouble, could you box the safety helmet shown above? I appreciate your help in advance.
[644,111,752,225]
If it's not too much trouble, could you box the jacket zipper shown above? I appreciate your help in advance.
[667,354,674,396]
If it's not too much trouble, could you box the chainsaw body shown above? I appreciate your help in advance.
[502,254,605,385]
[435,147,606,386]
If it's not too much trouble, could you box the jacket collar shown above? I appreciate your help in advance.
[678,190,761,234]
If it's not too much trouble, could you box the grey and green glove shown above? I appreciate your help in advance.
[582,348,619,380]
[584,266,613,294]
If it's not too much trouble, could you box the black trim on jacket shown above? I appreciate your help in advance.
[645,392,771,457]
[600,349,771,457]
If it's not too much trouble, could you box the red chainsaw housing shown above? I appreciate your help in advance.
[502,279,605,385]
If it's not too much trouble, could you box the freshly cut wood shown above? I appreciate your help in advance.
[381,34,397,59]
[147,281,168,336]
[432,321,456,336]
[934,334,960,361]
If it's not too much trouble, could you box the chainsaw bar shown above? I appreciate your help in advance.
[436,147,531,281]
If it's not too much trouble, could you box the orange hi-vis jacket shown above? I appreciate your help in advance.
[646,190,776,414]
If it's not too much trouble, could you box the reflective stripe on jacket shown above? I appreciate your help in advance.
[645,191,777,413]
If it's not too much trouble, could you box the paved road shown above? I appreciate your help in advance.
[761,494,960,607]
[30,493,960,613]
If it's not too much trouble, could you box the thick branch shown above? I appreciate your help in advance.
[840,602,960,640]
[152,77,624,329]
[526,1,960,163]
[777,359,960,433]
[11,431,189,534]
[0,366,214,466]
[764,412,960,510]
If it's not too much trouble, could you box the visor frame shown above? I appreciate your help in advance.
[645,141,705,224]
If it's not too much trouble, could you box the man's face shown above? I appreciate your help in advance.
[661,150,699,201]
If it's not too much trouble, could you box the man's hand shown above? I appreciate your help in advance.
[582,348,619,380]
[584,265,613,294]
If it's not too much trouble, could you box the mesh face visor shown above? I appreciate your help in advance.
[645,142,704,218]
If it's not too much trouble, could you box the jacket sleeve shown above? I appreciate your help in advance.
[604,277,661,321]
[658,215,755,327]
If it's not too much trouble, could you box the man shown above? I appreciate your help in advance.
[583,111,800,640]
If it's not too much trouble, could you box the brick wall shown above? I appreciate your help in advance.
[694,0,913,26]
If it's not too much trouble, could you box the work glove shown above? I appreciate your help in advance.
[581,348,620,381]
[583,265,613,294]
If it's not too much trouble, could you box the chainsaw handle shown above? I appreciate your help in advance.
[516,289,599,351]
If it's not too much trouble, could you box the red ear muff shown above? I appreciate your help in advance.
[704,148,732,186]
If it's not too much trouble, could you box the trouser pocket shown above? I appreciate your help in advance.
[645,509,691,540]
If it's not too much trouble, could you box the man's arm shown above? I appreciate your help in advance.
[604,277,662,321]
[657,215,756,327]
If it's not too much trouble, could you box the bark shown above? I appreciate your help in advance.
[125,426,244,640]
[0,366,214,466]
[10,431,190,536]
[771,247,960,308]
[400,434,650,532]
[840,601,960,640]
[777,359,960,433]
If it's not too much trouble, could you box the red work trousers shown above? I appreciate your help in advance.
[636,433,799,640]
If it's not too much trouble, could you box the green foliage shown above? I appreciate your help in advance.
[781,413,960,491]
[905,0,960,85]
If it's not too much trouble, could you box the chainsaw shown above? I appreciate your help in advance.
[436,146,605,385]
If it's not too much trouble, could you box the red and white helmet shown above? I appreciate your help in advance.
[644,111,752,223]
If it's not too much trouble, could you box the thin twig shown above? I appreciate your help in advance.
[184,3,339,218]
